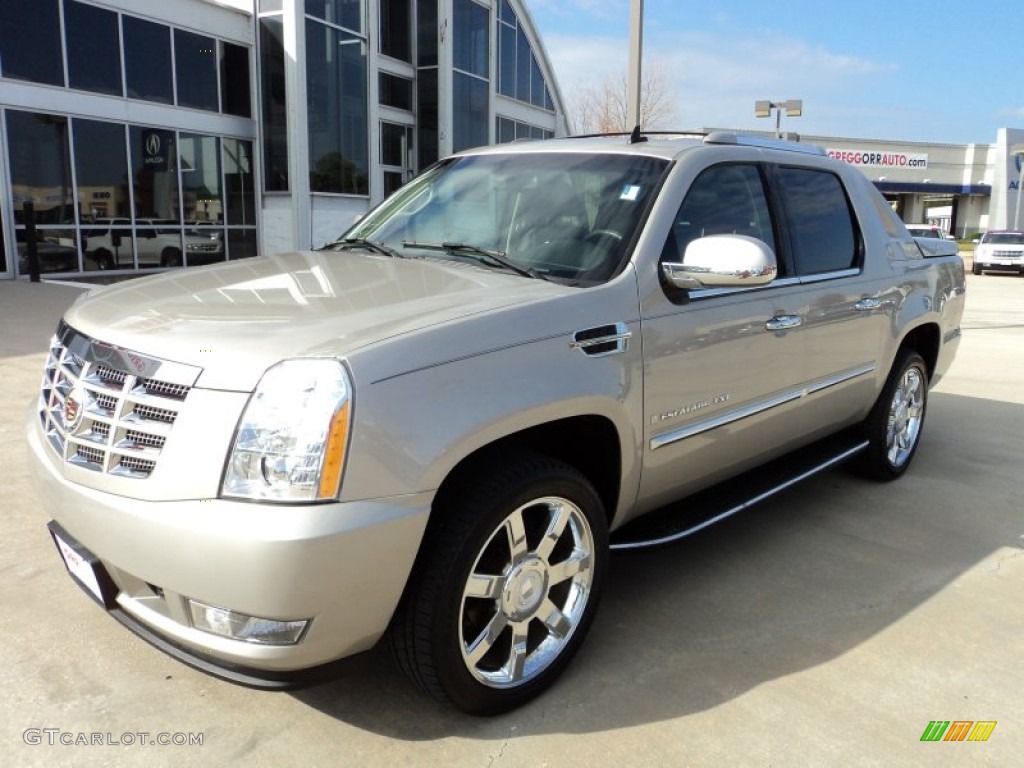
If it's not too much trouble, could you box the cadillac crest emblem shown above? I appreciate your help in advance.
[63,384,87,433]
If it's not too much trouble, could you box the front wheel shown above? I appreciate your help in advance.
[388,454,608,715]
[91,249,113,270]
[856,350,928,480]
[972,260,982,275]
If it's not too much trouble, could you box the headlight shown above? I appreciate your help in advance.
[221,359,352,502]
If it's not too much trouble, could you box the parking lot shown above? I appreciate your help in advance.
[2,269,1021,767]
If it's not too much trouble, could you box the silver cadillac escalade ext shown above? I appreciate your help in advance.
[27,132,965,714]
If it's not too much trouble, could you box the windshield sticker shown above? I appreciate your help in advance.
[620,185,641,201]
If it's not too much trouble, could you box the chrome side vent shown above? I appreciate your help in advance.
[570,322,632,358]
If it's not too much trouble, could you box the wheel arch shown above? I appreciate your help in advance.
[895,322,940,382]
[431,415,623,530]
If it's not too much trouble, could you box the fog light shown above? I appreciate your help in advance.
[187,600,309,645]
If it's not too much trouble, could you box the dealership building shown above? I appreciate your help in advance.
[1,0,1022,281]
[0,0,567,279]
[804,127,1024,239]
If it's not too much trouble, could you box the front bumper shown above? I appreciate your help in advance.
[975,252,1024,271]
[28,409,431,682]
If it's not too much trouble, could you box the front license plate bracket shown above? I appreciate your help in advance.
[48,521,118,609]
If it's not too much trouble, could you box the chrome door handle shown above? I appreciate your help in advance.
[765,315,803,331]
[855,298,882,311]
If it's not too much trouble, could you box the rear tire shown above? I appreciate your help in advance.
[388,453,608,715]
[161,247,182,267]
[856,350,928,481]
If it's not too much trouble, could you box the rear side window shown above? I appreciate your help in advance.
[777,168,859,275]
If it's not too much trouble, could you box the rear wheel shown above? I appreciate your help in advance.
[161,247,182,267]
[388,454,608,715]
[856,350,928,480]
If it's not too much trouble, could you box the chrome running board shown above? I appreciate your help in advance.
[610,432,870,551]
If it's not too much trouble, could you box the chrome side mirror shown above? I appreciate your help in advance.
[662,234,777,290]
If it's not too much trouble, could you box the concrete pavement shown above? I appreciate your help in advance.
[1,272,1021,766]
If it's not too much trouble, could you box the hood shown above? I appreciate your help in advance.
[64,250,568,390]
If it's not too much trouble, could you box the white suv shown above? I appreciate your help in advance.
[973,230,1024,275]
[85,219,223,269]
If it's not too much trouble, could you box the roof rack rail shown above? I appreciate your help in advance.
[562,130,823,155]
[703,131,826,155]
[565,130,710,142]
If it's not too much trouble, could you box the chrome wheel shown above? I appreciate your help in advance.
[388,454,607,714]
[886,366,925,468]
[459,496,595,688]
[856,350,929,481]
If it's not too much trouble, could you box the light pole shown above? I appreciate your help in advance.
[1011,144,1024,230]
[755,99,803,138]
[627,0,644,130]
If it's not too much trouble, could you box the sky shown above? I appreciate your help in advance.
[525,0,1023,145]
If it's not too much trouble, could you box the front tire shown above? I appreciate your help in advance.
[972,260,982,275]
[91,249,113,270]
[388,454,608,715]
[857,350,928,480]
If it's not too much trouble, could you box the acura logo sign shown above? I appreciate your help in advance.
[142,129,171,171]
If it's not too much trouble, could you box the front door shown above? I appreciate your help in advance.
[637,162,809,513]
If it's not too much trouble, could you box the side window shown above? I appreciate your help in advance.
[661,164,775,265]
[777,167,859,275]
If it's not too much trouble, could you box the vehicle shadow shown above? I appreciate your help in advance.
[290,389,1022,738]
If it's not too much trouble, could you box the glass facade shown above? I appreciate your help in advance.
[416,0,439,169]
[220,42,253,118]
[305,15,369,195]
[380,73,414,111]
[0,0,63,86]
[64,1,122,97]
[4,109,256,274]
[0,0,252,115]
[452,0,490,153]
[496,117,554,145]
[307,0,364,33]
[379,0,411,62]
[497,0,554,111]
[124,17,174,104]
[259,15,289,191]
[175,30,220,112]
[1,0,564,277]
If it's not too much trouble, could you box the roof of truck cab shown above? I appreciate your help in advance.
[459,131,829,162]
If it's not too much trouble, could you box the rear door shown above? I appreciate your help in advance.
[772,165,890,430]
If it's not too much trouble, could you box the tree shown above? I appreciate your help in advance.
[568,60,677,135]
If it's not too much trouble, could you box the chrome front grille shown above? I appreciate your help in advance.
[38,322,202,479]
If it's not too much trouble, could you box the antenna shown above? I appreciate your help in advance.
[629,125,647,144]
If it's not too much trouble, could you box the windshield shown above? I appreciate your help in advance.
[340,151,669,284]
[983,232,1024,245]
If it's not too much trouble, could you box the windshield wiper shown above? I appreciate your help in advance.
[402,241,546,280]
[324,237,408,259]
